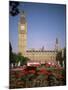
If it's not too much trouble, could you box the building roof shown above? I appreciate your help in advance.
[26,50,56,52]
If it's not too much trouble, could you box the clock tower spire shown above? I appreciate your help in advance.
[18,11,27,56]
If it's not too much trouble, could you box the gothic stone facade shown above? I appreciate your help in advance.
[18,12,57,64]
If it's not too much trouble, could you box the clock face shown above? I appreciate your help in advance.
[21,25,25,30]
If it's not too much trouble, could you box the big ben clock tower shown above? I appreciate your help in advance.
[18,11,27,56]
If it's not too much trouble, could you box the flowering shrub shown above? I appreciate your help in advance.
[10,64,65,88]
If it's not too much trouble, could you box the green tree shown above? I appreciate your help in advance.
[9,1,20,16]
[63,48,66,85]
[9,43,14,67]
[9,43,18,67]
[17,53,30,66]
[63,48,66,69]
[12,53,17,67]
[56,51,63,67]
[9,43,12,63]
[56,48,66,68]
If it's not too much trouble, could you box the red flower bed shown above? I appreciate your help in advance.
[11,65,64,81]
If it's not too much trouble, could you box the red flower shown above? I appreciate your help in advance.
[21,69,29,75]
[37,69,49,75]
[28,70,35,74]
[14,72,20,78]
[56,74,64,79]
[34,64,40,67]
[45,63,50,67]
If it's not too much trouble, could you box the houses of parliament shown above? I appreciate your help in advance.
[18,11,63,64]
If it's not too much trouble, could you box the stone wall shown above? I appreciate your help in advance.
[25,50,57,64]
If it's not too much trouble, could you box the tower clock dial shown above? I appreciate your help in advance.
[21,25,25,31]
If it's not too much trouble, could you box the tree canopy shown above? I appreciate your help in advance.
[9,1,20,16]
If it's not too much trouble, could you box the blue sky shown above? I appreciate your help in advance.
[9,2,66,53]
